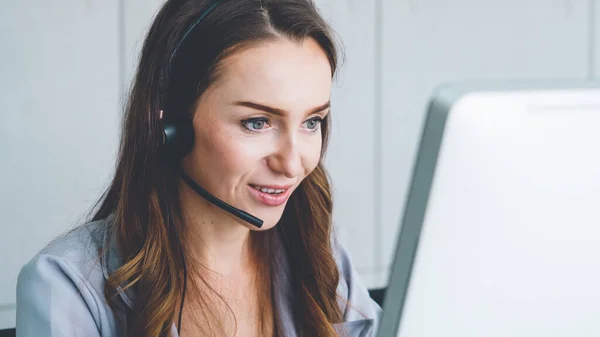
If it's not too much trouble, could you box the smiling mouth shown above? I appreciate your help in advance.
[250,185,288,195]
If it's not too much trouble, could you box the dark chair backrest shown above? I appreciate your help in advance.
[0,328,15,337]
[368,287,387,307]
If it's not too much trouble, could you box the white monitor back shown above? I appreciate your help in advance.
[378,81,600,337]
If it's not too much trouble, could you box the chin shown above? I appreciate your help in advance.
[251,217,282,231]
[246,207,286,231]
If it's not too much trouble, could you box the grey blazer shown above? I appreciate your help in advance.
[16,217,381,336]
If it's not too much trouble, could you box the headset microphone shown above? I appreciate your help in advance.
[158,2,264,335]
[180,169,264,228]
[160,116,264,228]
[158,0,263,229]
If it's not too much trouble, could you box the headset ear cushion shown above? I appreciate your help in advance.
[161,117,194,162]
[162,122,178,146]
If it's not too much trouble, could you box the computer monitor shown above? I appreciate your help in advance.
[377,80,600,337]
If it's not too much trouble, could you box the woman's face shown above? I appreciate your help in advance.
[181,38,332,230]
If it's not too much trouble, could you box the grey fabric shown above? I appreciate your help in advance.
[16,217,381,337]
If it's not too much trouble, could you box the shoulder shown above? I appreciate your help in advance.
[19,218,108,285]
[16,218,114,336]
[332,238,382,336]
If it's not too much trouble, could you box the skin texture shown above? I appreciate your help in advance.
[179,37,332,266]
[176,37,333,336]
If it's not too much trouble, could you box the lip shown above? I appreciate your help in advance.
[248,184,294,206]
[251,184,293,190]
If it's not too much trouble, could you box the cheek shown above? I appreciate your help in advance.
[195,127,268,181]
[192,127,246,182]
[302,135,323,175]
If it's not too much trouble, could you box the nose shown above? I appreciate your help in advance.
[267,133,303,179]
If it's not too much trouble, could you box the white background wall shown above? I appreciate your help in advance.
[0,0,598,330]
[0,1,121,329]
[595,0,600,77]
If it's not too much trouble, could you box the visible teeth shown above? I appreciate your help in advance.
[253,185,285,194]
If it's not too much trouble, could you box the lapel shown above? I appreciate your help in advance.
[100,215,135,310]
[100,218,375,337]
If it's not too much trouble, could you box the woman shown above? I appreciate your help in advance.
[16,0,381,336]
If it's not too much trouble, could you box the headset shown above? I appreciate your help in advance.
[160,0,263,229]
[157,1,264,334]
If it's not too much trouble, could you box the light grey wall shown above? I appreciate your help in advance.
[1,0,598,330]
[316,0,379,283]
[0,1,121,329]
[595,0,600,78]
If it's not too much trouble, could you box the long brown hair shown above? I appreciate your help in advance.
[91,0,343,336]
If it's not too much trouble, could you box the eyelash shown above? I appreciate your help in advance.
[241,117,271,132]
[303,116,323,132]
[241,116,324,133]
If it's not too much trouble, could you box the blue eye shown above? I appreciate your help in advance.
[242,117,270,132]
[303,117,323,131]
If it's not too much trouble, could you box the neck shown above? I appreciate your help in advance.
[179,180,256,276]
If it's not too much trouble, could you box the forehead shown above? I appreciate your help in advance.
[213,38,333,110]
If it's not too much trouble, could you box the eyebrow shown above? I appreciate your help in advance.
[232,100,331,116]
